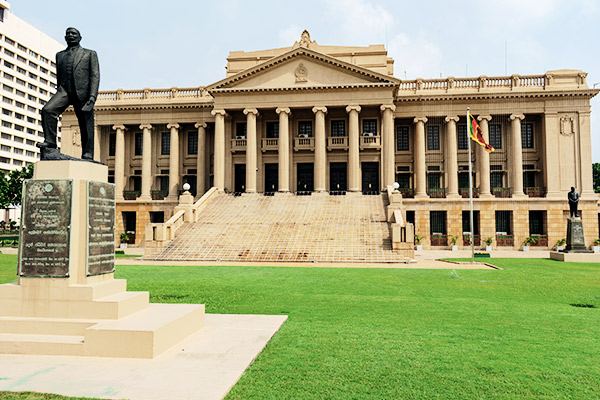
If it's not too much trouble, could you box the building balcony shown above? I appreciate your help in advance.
[496,234,514,247]
[151,190,167,200]
[294,136,315,151]
[525,187,545,197]
[123,190,140,200]
[231,138,247,152]
[427,187,446,198]
[360,134,381,150]
[327,136,348,150]
[460,187,479,198]
[431,234,448,246]
[530,234,548,247]
[262,138,278,152]
[463,234,481,247]
[493,187,511,198]
[398,188,414,198]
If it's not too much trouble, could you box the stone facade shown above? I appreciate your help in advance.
[60,31,600,250]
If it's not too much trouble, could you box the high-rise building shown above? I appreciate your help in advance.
[0,0,62,175]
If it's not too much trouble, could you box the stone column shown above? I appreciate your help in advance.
[243,108,259,193]
[346,105,361,191]
[313,106,327,192]
[211,109,226,191]
[413,117,428,199]
[444,116,460,199]
[113,125,125,201]
[276,107,291,192]
[139,124,152,201]
[381,104,396,187]
[167,123,180,200]
[195,122,207,197]
[477,115,493,198]
[510,114,526,198]
[579,111,594,197]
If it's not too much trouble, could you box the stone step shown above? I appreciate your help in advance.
[69,279,127,301]
[90,291,150,319]
[0,333,84,356]
[85,303,205,358]
[0,316,96,336]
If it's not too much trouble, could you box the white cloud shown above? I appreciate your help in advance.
[388,33,443,79]
[321,0,394,44]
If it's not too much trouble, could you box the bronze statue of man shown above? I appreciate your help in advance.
[568,186,579,218]
[39,27,100,160]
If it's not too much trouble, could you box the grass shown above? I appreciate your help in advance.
[0,257,599,399]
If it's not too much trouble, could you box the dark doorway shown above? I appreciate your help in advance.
[330,162,347,192]
[265,163,278,192]
[149,211,164,223]
[361,162,379,194]
[297,163,314,192]
[122,211,136,244]
[234,164,246,193]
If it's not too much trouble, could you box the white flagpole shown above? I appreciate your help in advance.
[467,108,475,263]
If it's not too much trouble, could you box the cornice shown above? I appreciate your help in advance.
[394,89,600,103]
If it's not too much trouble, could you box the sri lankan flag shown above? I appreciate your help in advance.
[467,111,494,153]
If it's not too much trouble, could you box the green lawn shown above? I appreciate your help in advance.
[1,256,599,399]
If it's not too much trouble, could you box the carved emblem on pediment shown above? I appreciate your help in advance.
[560,116,575,136]
[294,29,316,49]
[295,63,308,83]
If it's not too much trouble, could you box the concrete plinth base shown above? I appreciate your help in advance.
[549,251,600,263]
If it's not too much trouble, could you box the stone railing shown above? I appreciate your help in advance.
[144,187,218,256]
[294,137,315,151]
[262,138,278,151]
[97,86,212,102]
[231,138,247,152]
[327,136,348,150]
[360,135,380,150]
[386,185,414,259]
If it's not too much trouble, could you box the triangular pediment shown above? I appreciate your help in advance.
[208,47,398,92]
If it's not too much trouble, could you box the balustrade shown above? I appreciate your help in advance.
[327,136,348,150]
[294,137,315,151]
[359,135,381,149]
[261,138,279,152]
[231,138,247,152]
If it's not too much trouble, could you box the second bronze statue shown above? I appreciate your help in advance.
[39,27,100,161]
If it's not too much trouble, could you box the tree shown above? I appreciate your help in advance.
[0,164,34,209]
[594,163,600,193]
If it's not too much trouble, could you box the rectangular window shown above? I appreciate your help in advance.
[490,172,503,188]
[331,120,345,137]
[495,211,512,234]
[26,128,35,135]
[3,72,13,80]
[266,121,279,138]
[161,132,170,155]
[26,139,34,146]
[16,55,26,63]
[396,173,411,188]
[1,133,11,140]
[28,83,37,91]
[235,122,247,138]
[13,159,22,166]
[27,94,36,101]
[521,122,534,148]
[529,211,545,236]
[14,136,23,143]
[40,78,48,85]
[2,84,13,93]
[26,150,34,157]
[15,113,23,120]
[298,121,312,137]
[14,124,24,132]
[0,157,9,164]
[134,132,143,156]
[462,210,480,234]
[2,109,11,116]
[362,119,377,135]
[3,49,14,57]
[187,131,198,155]
[13,148,23,154]
[1,121,11,128]
[16,67,26,75]
[489,124,502,149]
[3,61,14,69]
[457,124,468,150]
[396,126,409,151]
[27,117,35,123]
[15,101,24,108]
[2,97,12,104]
[27,105,36,112]
[15,89,24,97]
[428,173,441,189]
[29,61,38,69]
[109,133,116,156]
[523,171,536,188]
[430,211,447,235]
[17,43,27,52]
[427,125,440,150]
[29,72,38,80]
[1,145,10,152]
[16,78,25,86]
[4,37,15,46]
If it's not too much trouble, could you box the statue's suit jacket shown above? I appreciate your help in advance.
[55,46,100,102]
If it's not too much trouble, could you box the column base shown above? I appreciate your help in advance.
[446,193,461,200]
[138,195,152,202]
[246,189,257,193]
[479,193,494,199]
[414,193,429,200]
[512,193,528,199]
[278,189,290,193]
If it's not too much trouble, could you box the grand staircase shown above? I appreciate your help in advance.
[146,191,411,263]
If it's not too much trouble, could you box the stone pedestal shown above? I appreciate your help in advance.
[0,160,205,358]
[564,217,592,253]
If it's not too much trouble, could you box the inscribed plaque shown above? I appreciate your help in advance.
[87,181,116,276]
[19,179,73,277]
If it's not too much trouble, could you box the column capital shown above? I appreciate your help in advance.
[444,116,459,123]
[477,115,492,122]
[243,108,259,116]
[346,105,361,113]
[413,117,428,124]
[509,114,525,121]
[380,104,396,113]
[139,124,152,130]
[276,107,291,115]
[112,124,125,131]
[167,123,180,130]
[312,106,327,114]
[195,122,207,129]
[211,109,227,117]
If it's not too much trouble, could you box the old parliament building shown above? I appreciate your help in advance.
[61,31,599,250]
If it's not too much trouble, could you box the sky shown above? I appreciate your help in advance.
[11,0,600,160]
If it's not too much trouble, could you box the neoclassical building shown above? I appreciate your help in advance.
[61,31,599,249]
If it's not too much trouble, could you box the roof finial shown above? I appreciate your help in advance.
[299,30,312,48]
